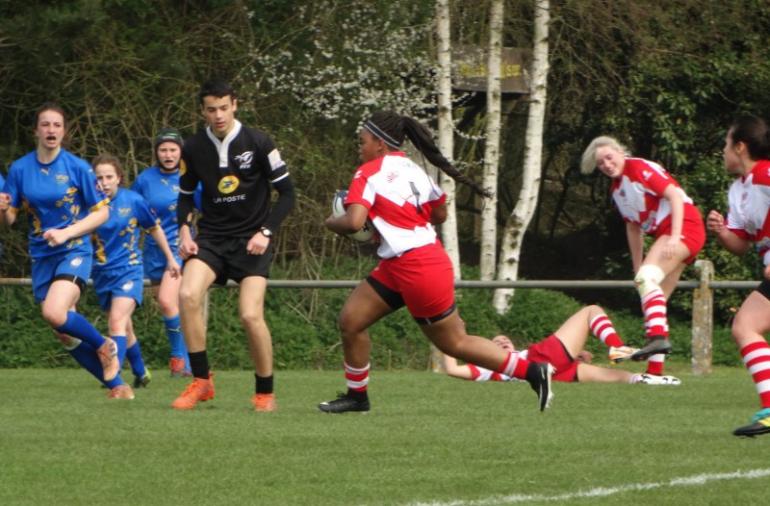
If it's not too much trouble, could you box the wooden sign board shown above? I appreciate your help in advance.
[452,46,531,94]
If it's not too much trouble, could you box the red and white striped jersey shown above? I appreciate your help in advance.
[610,158,694,235]
[345,152,446,259]
[726,160,770,265]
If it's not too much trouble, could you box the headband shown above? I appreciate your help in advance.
[363,120,402,149]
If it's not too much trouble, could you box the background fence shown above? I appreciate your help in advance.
[1,260,752,374]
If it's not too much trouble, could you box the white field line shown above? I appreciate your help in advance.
[408,468,770,506]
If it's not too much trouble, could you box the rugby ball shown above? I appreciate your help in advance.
[331,190,374,242]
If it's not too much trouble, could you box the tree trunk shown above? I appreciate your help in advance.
[431,0,455,373]
[435,0,460,280]
[480,0,504,281]
[493,0,550,313]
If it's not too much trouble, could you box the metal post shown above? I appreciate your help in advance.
[691,259,714,375]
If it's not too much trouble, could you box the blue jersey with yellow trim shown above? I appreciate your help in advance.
[132,166,200,255]
[4,149,107,259]
[92,188,159,270]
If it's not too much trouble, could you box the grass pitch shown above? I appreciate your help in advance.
[0,365,767,505]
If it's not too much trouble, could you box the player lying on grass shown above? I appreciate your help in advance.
[443,305,681,385]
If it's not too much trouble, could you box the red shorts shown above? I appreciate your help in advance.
[654,205,705,264]
[368,242,455,321]
[526,334,578,383]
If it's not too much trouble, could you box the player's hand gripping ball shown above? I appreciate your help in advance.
[331,190,374,242]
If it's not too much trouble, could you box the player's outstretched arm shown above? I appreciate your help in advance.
[442,353,474,380]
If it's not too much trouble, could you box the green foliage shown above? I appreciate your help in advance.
[0,268,742,369]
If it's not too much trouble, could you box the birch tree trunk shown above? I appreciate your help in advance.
[435,0,461,279]
[432,0,455,372]
[479,0,503,281]
[493,0,550,313]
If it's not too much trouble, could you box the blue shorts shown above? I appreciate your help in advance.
[92,265,144,310]
[30,248,93,303]
[143,245,181,283]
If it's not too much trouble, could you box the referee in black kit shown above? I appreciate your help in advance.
[172,79,294,412]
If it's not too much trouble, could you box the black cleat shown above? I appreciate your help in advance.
[630,337,672,362]
[133,368,152,388]
[525,362,554,412]
[318,392,370,414]
[733,408,770,438]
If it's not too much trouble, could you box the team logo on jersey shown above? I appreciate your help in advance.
[179,160,187,176]
[70,256,83,267]
[386,171,398,183]
[121,281,134,292]
[642,170,652,181]
[234,151,254,170]
[55,174,70,185]
[118,207,132,217]
[218,175,240,194]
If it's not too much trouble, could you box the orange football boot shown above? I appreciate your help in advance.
[171,374,215,410]
[108,384,135,400]
[251,393,277,412]
[97,338,120,381]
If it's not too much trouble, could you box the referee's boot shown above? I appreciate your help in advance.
[171,373,215,410]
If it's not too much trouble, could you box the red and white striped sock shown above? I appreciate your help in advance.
[740,340,770,409]
[589,314,624,348]
[345,362,370,393]
[497,351,530,380]
[641,289,669,338]
[646,354,666,375]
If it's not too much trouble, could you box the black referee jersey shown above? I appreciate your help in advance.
[179,120,290,238]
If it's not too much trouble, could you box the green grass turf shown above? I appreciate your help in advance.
[0,365,767,505]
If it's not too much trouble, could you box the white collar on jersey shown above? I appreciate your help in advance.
[205,119,243,169]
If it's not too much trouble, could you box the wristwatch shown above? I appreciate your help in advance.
[260,227,273,238]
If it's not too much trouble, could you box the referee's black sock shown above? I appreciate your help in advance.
[188,350,210,379]
[255,374,273,394]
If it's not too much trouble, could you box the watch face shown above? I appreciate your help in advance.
[261,228,272,237]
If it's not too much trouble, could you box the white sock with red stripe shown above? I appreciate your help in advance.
[740,340,770,409]
[589,314,624,348]
[345,362,370,394]
[641,289,669,338]
[641,289,669,375]
[646,353,666,375]
[496,351,529,380]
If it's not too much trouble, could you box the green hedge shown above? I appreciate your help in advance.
[0,273,742,369]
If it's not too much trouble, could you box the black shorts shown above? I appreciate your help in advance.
[191,235,273,285]
[757,279,770,301]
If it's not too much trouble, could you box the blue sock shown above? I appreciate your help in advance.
[68,341,124,388]
[55,311,105,348]
[112,335,127,369]
[126,341,147,377]
[164,314,187,358]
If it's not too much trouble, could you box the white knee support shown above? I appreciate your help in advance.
[634,264,665,297]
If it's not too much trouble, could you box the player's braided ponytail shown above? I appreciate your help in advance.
[366,111,492,198]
